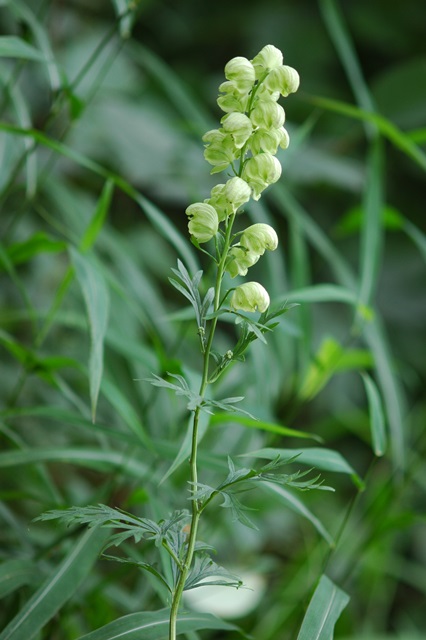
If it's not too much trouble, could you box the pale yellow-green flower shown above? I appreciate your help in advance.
[240,223,278,255]
[226,247,260,278]
[230,282,270,313]
[224,56,256,91]
[242,152,282,200]
[221,112,253,149]
[185,202,219,243]
[265,65,300,96]
[251,44,283,79]
[223,177,252,210]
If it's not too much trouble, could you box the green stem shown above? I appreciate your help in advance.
[168,212,237,640]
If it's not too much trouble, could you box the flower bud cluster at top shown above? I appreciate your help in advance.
[185,44,299,314]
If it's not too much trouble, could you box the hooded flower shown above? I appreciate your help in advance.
[240,223,278,255]
[230,281,270,313]
[185,202,219,243]
[226,247,260,278]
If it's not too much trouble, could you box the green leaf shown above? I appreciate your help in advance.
[0,36,45,61]
[297,574,350,640]
[80,180,114,252]
[299,337,343,401]
[262,483,334,546]
[246,447,362,487]
[0,447,148,478]
[70,248,110,422]
[361,373,387,456]
[310,95,426,173]
[0,559,39,598]
[4,233,66,267]
[0,527,109,640]
[77,609,243,640]
[210,413,323,442]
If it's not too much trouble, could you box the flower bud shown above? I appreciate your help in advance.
[242,153,282,200]
[250,100,285,129]
[223,177,252,210]
[250,127,285,155]
[224,56,256,90]
[241,223,278,255]
[230,282,270,313]
[221,112,253,149]
[185,202,219,243]
[251,44,283,79]
[203,129,237,173]
[227,247,260,278]
[204,184,231,221]
[265,65,300,96]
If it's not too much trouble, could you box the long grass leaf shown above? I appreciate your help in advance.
[80,180,114,252]
[0,447,148,478]
[310,96,426,172]
[296,574,350,640]
[262,483,334,546]
[0,121,199,275]
[71,248,109,422]
[357,139,385,312]
[0,527,109,640]
[210,413,322,442]
[360,373,387,457]
[0,35,45,61]
[319,0,375,113]
[77,609,243,640]
[9,0,61,90]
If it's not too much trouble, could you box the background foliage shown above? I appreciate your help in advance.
[0,0,425,638]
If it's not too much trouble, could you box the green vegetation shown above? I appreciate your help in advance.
[0,1,425,639]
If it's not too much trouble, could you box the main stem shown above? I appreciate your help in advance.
[168,213,237,640]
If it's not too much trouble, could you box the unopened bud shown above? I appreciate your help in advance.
[230,282,270,313]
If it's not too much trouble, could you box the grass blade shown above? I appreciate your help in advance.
[71,248,110,422]
[0,35,45,61]
[77,609,243,640]
[0,447,147,478]
[361,372,387,457]
[262,483,334,546]
[310,96,426,172]
[0,527,109,640]
[210,413,323,442]
[297,574,350,640]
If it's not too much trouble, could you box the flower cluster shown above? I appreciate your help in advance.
[185,44,299,313]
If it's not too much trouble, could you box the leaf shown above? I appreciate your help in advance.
[0,559,39,598]
[299,337,344,401]
[210,413,322,441]
[296,574,350,640]
[0,36,45,61]
[246,447,362,487]
[80,180,114,253]
[262,483,334,546]
[310,95,426,173]
[361,373,387,457]
[159,410,210,484]
[70,248,110,422]
[4,233,66,267]
[0,447,148,478]
[76,609,243,640]
[0,527,109,640]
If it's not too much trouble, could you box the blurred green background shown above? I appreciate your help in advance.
[0,0,425,639]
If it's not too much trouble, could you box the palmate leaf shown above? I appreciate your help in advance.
[184,554,243,591]
[191,457,331,529]
[35,504,188,551]
[102,554,172,593]
[169,260,204,326]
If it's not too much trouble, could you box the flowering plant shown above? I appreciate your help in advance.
[36,45,335,640]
